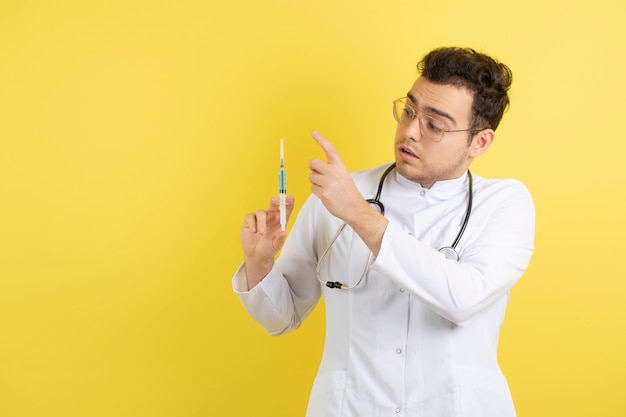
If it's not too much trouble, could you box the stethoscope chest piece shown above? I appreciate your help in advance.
[438,246,460,261]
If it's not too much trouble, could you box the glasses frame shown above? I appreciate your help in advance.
[393,97,486,142]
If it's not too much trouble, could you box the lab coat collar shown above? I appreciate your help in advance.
[393,170,469,200]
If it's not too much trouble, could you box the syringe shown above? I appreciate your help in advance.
[278,139,287,231]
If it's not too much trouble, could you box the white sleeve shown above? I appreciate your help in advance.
[231,195,324,336]
[371,180,535,326]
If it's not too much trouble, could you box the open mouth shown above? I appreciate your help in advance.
[400,146,418,158]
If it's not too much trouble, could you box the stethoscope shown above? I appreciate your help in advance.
[315,163,473,290]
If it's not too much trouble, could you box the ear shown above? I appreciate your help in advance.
[469,129,494,158]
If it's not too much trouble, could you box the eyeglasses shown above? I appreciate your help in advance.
[392,97,484,142]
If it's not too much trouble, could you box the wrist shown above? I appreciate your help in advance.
[243,258,274,289]
[345,198,382,226]
[345,202,388,256]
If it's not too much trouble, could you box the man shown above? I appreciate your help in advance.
[233,47,535,417]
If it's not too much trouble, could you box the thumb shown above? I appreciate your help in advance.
[274,231,288,252]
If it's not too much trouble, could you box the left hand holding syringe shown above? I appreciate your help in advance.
[240,195,295,289]
[239,138,295,289]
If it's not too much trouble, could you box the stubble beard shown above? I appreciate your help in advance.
[395,143,471,188]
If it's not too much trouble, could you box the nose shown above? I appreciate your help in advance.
[403,116,423,142]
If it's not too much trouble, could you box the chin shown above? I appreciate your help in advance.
[394,159,422,181]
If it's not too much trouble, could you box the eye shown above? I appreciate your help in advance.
[424,117,445,133]
[402,106,414,118]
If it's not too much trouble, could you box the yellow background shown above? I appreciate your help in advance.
[0,0,624,416]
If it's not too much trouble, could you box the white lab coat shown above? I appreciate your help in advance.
[233,164,535,417]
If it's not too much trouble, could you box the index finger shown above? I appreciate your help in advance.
[311,130,342,164]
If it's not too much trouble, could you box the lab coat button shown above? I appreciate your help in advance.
[395,407,401,413]
[395,348,402,354]
[419,190,426,196]
[399,287,405,292]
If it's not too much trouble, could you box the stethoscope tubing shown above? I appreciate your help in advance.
[316,163,473,289]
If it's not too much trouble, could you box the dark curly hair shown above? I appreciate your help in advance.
[418,47,512,131]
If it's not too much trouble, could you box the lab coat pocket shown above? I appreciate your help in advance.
[306,370,347,416]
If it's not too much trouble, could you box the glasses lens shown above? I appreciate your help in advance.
[393,100,411,124]
[393,99,446,142]
[420,115,445,142]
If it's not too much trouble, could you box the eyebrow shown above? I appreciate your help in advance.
[407,92,457,126]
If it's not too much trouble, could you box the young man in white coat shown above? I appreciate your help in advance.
[233,47,535,417]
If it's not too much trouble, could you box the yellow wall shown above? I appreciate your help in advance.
[0,0,624,416]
